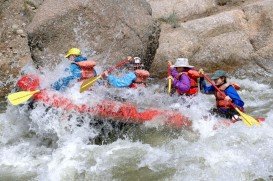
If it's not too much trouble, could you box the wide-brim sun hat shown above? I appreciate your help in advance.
[172,58,194,68]
[211,70,227,80]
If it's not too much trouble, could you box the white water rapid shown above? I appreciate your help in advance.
[0,61,273,180]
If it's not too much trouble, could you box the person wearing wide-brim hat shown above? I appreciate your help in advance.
[199,70,244,120]
[168,58,200,96]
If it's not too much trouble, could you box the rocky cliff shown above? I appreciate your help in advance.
[1,0,273,100]
[148,0,273,80]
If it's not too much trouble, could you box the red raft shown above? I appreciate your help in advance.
[17,75,192,128]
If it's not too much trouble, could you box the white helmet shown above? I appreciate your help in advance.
[134,57,141,64]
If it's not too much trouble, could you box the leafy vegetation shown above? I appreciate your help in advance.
[159,11,180,28]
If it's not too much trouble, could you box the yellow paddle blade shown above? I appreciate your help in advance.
[235,108,260,127]
[168,78,172,94]
[80,75,102,93]
[7,90,40,106]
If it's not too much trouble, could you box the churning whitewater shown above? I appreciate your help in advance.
[0,62,273,181]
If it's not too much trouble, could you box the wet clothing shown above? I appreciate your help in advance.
[52,56,97,91]
[107,70,149,88]
[171,68,199,95]
[17,74,40,91]
[210,107,240,119]
[107,72,137,88]
[129,82,146,88]
[199,77,244,118]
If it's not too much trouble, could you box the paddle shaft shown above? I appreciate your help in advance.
[107,58,132,74]
[167,64,172,94]
[80,57,132,93]
[203,74,237,109]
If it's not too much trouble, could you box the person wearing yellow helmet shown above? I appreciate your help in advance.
[52,48,97,91]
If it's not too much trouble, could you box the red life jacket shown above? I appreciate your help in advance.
[177,69,199,96]
[73,60,96,80]
[129,69,150,89]
[17,74,40,91]
[215,83,241,109]
[130,82,147,89]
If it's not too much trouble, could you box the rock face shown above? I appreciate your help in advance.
[1,0,273,100]
[0,0,36,101]
[27,0,160,69]
[147,0,216,20]
[148,0,273,82]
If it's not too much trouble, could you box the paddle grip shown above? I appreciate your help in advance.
[167,64,172,94]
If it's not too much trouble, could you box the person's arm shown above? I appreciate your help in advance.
[199,77,215,94]
[107,72,136,88]
[173,73,191,93]
[52,64,81,91]
[170,68,180,79]
[225,86,244,108]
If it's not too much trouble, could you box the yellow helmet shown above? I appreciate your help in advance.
[65,48,81,58]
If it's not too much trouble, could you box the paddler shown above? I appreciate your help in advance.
[52,48,97,91]
[199,69,244,121]
[102,57,150,88]
[168,58,200,96]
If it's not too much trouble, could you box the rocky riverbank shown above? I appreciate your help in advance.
[1,0,273,100]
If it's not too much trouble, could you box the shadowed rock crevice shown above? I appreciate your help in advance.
[143,21,161,70]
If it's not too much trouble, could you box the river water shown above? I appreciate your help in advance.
[0,63,272,181]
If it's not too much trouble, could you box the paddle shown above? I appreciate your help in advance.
[167,64,172,94]
[7,90,40,106]
[203,74,260,127]
[80,56,132,93]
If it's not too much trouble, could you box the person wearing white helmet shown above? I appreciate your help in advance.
[52,48,97,91]
[103,57,150,88]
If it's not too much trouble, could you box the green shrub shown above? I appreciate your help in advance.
[159,11,180,28]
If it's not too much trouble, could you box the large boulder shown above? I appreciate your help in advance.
[0,0,35,101]
[238,0,273,82]
[181,9,253,72]
[150,1,273,79]
[150,9,252,77]
[192,31,254,71]
[146,0,216,21]
[27,0,160,69]
[149,24,199,77]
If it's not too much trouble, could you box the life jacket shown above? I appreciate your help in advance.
[73,60,96,80]
[215,83,242,110]
[177,69,199,96]
[17,74,40,91]
[129,69,150,89]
